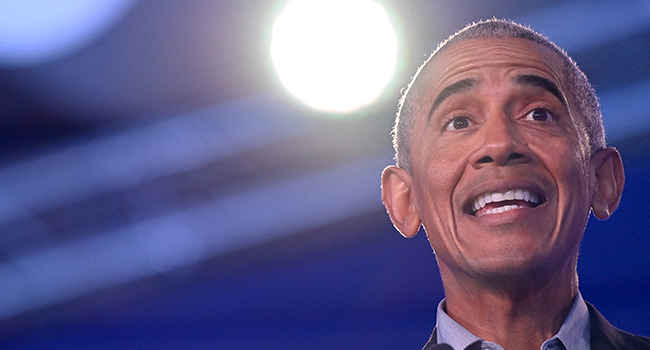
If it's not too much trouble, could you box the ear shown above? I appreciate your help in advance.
[381,166,421,237]
[590,148,625,220]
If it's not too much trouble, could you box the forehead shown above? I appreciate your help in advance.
[414,37,569,112]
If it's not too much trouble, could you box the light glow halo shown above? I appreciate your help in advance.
[0,0,136,66]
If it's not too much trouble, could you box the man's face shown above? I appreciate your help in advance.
[407,38,594,280]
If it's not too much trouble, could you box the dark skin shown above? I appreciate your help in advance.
[381,38,625,350]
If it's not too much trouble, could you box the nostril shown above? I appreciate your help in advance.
[477,156,493,164]
[508,153,525,161]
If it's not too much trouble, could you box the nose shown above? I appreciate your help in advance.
[469,112,532,168]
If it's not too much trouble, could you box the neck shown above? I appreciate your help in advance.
[440,262,579,350]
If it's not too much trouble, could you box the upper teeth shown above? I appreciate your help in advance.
[472,189,540,213]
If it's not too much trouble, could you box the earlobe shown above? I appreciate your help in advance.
[590,148,625,220]
[381,166,421,237]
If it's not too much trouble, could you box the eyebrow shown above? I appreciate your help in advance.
[513,74,566,106]
[427,78,477,121]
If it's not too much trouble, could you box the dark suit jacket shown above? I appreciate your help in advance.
[587,303,650,350]
[423,302,650,350]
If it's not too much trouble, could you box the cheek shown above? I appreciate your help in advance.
[546,138,589,185]
[532,136,592,237]
[411,144,469,244]
[413,143,467,203]
[527,128,587,171]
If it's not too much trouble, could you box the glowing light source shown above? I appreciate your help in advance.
[271,0,397,113]
[0,0,136,67]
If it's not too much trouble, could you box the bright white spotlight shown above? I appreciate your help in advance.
[271,0,397,113]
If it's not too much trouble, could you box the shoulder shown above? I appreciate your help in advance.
[587,302,650,350]
[421,327,437,350]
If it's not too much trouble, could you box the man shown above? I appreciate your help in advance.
[381,19,650,350]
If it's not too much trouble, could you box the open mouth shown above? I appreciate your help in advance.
[465,189,545,217]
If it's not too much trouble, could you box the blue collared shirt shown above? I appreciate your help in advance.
[436,292,591,350]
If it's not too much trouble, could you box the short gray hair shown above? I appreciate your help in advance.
[392,19,605,173]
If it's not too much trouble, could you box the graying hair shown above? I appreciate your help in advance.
[392,19,605,173]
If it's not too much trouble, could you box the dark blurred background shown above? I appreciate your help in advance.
[0,0,648,349]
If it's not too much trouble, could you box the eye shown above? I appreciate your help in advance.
[445,116,472,131]
[525,108,554,122]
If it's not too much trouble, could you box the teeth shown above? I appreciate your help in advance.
[481,204,522,216]
[514,189,524,200]
[471,189,541,214]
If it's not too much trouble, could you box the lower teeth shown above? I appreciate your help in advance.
[480,204,521,216]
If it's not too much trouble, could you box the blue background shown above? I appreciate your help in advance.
[0,0,648,349]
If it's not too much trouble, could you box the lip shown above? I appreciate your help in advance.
[459,177,551,217]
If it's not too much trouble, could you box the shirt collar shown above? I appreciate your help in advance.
[436,299,482,350]
[436,292,590,350]
[545,291,591,350]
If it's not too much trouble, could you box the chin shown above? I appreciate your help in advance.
[465,253,556,281]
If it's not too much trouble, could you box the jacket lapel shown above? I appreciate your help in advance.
[588,302,627,350]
